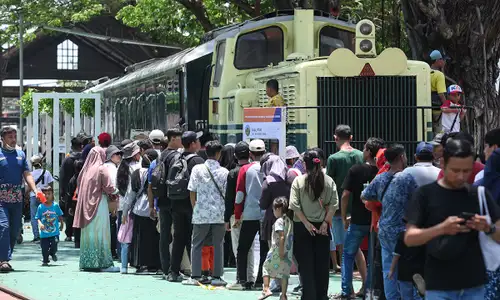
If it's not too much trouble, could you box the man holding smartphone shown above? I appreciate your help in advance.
[405,138,500,300]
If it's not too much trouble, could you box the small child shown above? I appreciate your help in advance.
[388,231,424,300]
[35,186,64,266]
[441,84,466,133]
[259,197,294,300]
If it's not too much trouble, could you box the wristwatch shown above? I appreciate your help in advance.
[486,224,497,235]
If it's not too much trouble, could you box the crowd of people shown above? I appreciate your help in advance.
[0,121,500,300]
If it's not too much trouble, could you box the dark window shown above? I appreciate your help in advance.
[319,26,355,56]
[213,41,226,87]
[234,26,284,70]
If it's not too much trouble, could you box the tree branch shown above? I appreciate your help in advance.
[229,0,258,17]
[175,0,214,32]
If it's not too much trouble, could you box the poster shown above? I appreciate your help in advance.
[243,107,286,158]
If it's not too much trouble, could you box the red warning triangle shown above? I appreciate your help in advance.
[359,63,375,76]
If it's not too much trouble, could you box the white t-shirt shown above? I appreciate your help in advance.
[441,100,461,133]
[30,168,54,196]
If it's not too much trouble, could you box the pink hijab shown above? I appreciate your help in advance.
[73,147,116,228]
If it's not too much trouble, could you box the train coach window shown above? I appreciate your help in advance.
[319,26,355,56]
[234,26,283,70]
[213,41,226,87]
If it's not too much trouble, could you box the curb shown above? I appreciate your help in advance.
[0,285,31,300]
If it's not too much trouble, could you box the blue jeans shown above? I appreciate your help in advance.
[380,234,400,300]
[117,211,122,257]
[121,242,129,270]
[399,280,422,300]
[30,196,40,239]
[341,224,371,296]
[330,215,345,250]
[0,201,23,261]
[426,285,485,300]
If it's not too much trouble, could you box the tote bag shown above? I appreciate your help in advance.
[478,186,500,271]
[117,214,134,244]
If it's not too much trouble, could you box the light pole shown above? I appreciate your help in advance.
[18,10,24,145]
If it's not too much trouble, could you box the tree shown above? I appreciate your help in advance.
[401,0,500,136]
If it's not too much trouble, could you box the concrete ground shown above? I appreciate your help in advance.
[0,223,361,300]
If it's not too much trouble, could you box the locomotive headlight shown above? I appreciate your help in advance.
[359,40,373,52]
[359,23,373,35]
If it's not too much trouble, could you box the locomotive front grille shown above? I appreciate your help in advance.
[317,76,418,160]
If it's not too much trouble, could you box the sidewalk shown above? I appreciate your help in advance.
[0,224,361,300]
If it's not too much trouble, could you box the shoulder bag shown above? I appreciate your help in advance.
[477,186,500,271]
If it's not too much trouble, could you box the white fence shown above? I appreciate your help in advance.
[27,93,101,197]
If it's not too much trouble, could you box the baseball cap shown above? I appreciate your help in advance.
[430,133,444,146]
[149,129,165,144]
[249,139,266,152]
[181,131,203,146]
[286,146,300,160]
[98,132,112,146]
[105,145,123,161]
[416,142,433,155]
[447,84,463,94]
[30,154,43,165]
[430,50,443,61]
[234,141,249,155]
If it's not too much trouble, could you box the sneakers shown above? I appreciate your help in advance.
[226,282,245,291]
[182,277,200,286]
[64,237,72,242]
[292,285,302,296]
[166,272,184,282]
[198,276,212,285]
[211,277,227,287]
[32,237,41,243]
[101,266,120,273]
[51,254,58,262]
[42,262,49,267]
[121,268,127,274]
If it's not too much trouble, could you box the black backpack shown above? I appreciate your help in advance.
[150,150,179,199]
[166,153,197,201]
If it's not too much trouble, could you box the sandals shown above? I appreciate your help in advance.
[258,290,273,300]
[0,262,13,272]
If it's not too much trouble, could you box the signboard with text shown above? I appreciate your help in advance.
[243,107,286,158]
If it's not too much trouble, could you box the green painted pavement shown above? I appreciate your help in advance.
[0,224,361,300]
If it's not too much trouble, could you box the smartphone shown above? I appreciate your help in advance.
[459,212,475,224]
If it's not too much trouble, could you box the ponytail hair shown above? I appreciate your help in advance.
[116,157,133,196]
[303,149,325,201]
[273,196,293,219]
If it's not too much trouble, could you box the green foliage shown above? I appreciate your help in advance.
[81,98,95,117]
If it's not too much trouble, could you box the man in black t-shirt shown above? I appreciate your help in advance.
[336,138,384,299]
[166,131,205,282]
[405,139,500,299]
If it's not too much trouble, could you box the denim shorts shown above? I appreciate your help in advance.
[330,215,346,250]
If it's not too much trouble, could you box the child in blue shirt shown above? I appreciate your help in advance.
[35,186,64,266]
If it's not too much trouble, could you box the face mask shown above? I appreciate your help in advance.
[1,140,16,151]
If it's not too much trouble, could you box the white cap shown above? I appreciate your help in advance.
[30,154,42,165]
[249,139,266,152]
[149,129,165,144]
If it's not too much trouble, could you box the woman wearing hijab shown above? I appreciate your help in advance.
[289,149,338,300]
[260,155,291,244]
[73,147,119,272]
[123,149,161,274]
[219,144,237,268]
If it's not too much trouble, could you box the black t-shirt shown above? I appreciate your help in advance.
[342,164,378,225]
[157,148,180,208]
[405,182,500,291]
[394,231,425,282]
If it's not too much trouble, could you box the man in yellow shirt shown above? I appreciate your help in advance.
[429,50,447,134]
[266,79,285,107]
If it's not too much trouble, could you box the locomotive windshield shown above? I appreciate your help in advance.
[319,26,355,56]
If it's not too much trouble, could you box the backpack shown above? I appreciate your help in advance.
[166,153,198,200]
[150,150,179,199]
